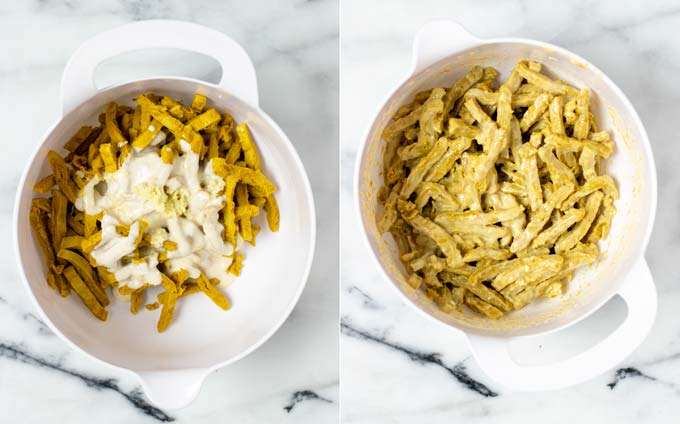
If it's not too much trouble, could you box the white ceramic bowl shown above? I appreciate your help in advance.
[355,20,657,391]
[14,20,316,409]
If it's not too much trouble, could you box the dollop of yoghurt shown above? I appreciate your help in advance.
[75,133,237,290]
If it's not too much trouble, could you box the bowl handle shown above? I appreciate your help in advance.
[136,368,211,410]
[411,20,481,75]
[60,19,258,115]
[466,258,657,391]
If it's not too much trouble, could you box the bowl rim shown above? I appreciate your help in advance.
[13,75,317,375]
[353,35,658,338]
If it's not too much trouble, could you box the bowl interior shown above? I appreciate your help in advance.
[16,79,315,371]
[358,41,655,337]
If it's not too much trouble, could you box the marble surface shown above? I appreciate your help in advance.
[341,0,680,422]
[1,0,338,422]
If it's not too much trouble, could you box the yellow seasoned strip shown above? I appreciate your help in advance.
[117,142,131,168]
[63,265,107,321]
[549,96,566,135]
[425,137,472,182]
[442,66,484,114]
[436,221,510,243]
[191,94,207,112]
[382,106,422,141]
[228,253,244,276]
[264,194,280,232]
[162,240,177,251]
[492,255,563,291]
[105,102,126,144]
[47,151,79,203]
[130,287,145,314]
[400,137,448,197]
[84,213,99,238]
[472,127,509,187]
[160,96,188,119]
[187,130,205,155]
[518,144,542,211]
[501,61,527,93]
[50,271,71,297]
[30,204,55,268]
[224,137,242,164]
[496,86,512,133]
[64,126,94,152]
[160,144,176,163]
[33,175,55,194]
[57,249,109,306]
[32,197,51,213]
[434,206,525,227]
[236,123,260,170]
[538,145,577,187]
[207,132,220,159]
[462,247,512,263]
[531,208,586,248]
[561,175,618,210]
[131,106,141,136]
[157,274,178,333]
[573,89,591,140]
[414,182,458,213]
[188,108,221,131]
[544,131,614,158]
[426,287,454,313]
[578,146,598,180]
[446,118,480,139]
[212,159,276,196]
[99,143,118,173]
[398,88,445,160]
[394,89,432,119]
[82,231,102,254]
[562,243,599,273]
[465,88,498,105]
[555,191,603,253]
[520,93,551,132]
[135,94,185,136]
[587,195,616,242]
[464,97,495,130]
[235,183,256,244]
[132,119,162,149]
[377,181,402,234]
[516,62,572,95]
[440,271,511,312]
[50,189,68,254]
[464,292,503,319]
[397,200,463,268]
[67,215,85,236]
[510,183,574,253]
[96,266,117,287]
[197,273,230,310]
[59,235,84,251]
[222,175,238,244]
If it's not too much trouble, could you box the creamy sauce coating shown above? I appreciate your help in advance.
[75,133,236,289]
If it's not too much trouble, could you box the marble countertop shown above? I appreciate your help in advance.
[341,0,680,422]
[1,0,338,422]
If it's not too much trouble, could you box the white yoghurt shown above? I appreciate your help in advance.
[75,132,237,290]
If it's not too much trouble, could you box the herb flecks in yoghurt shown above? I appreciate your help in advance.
[77,136,237,290]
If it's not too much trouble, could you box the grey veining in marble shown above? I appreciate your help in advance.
[0,0,338,422]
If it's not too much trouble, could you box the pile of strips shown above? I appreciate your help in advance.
[378,61,619,319]
[30,93,278,331]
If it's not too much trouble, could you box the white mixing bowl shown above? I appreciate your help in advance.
[355,20,657,391]
[14,20,316,409]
